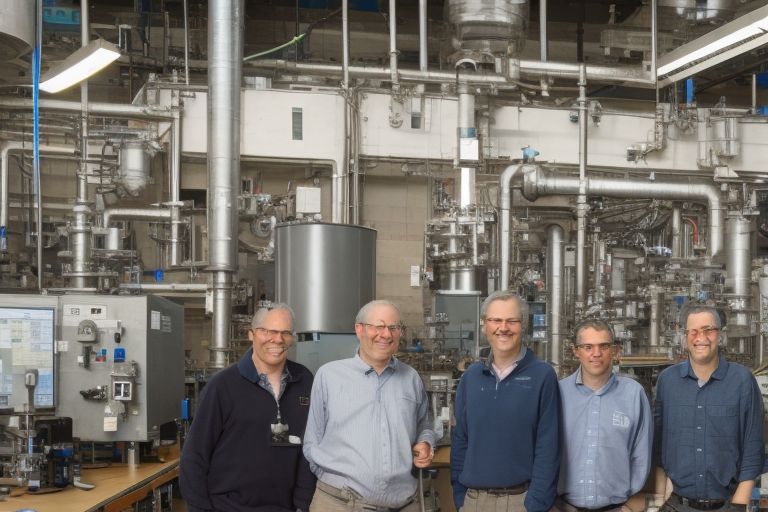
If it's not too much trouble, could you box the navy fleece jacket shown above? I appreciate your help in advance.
[180,349,316,512]
[450,349,561,512]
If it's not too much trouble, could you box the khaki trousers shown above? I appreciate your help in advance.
[459,488,527,512]
[309,481,420,512]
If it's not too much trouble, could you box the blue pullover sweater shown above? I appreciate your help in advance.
[450,349,561,512]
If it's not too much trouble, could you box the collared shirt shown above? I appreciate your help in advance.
[303,353,438,508]
[257,366,290,400]
[491,346,527,382]
[654,353,764,500]
[558,369,653,509]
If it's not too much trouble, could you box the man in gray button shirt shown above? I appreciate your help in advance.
[303,300,438,511]
[554,319,652,512]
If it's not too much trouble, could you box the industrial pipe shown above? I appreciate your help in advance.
[418,0,427,72]
[520,168,724,258]
[540,0,547,62]
[388,0,399,90]
[671,206,681,258]
[208,0,243,368]
[244,59,654,86]
[726,215,753,297]
[498,163,529,290]
[338,0,350,224]
[546,224,563,366]
[169,93,182,266]
[119,282,207,292]
[0,98,175,120]
[576,64,588,309]
[102,207,172,226]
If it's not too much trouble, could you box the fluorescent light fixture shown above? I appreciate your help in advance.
[40,39,121,93]
[657,4,768,82]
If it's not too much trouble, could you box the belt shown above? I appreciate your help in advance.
[674,494,726,511]
[565,500,626,512]
[317,481,415,511]
[472,481,529,496]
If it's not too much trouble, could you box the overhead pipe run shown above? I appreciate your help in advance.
[519,167,724,258]
[245,59,654,87]
[0,98,175,120]
[102,207,173,226]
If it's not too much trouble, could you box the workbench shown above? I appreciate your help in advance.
[0,457,179,512]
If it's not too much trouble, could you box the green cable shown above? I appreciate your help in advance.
[243,33,307,62]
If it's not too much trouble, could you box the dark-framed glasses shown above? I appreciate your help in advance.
[253,327,294,340]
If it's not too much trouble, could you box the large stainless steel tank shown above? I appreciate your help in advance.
[275,223,376,333]
[0,0,33,85]
[446,0,529,56]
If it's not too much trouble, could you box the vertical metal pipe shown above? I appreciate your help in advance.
[752,73,757,113]
[208,0,243,368]
[726,215,752,297]
[651,0,657,83]
[211,271,232,368]
[649,285,662,347]
[350,91,360,225]
[72,0,92,289]
[419,0,427,72]
[338,0,350,224]
[575,64,588,311]
[388,0,399,89]
[498,164,525,290]
[546,224,563,366]
[169,93,182,266]
[183,0,190,85]
[671,206,681,258]
[540,0,547,62]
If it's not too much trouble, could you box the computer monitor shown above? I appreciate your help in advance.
[0,307,55,409]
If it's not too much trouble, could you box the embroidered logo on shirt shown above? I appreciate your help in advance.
[514,376,531,381]
[299,396,310,406]
[612,410,630,428]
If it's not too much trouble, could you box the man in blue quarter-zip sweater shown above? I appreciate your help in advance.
[180,304,316,512]
[451,290,561,512]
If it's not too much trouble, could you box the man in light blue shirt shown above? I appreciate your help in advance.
[303,300,438,511]
[555,319,652,512]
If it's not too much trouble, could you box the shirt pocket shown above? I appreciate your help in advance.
[707,405,738,438]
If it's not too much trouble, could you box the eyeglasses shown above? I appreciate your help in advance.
[360,323,402,334]
[575,342,614,353]
[484,318,522,327]
[253,327,294,340]
[684,326,719,338]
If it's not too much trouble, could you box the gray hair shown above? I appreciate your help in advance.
[573,318,616,345]
[480,290,529,329]
[680,304,722,330]
[355,300,401,325]
[251,303,296,330]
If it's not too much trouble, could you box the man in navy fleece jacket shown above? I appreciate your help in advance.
[180,304,315,512]
[451,290,561,512]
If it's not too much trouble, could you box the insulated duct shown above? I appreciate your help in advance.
[207,0,244,368]
[726,215,753,297]
[546,224,564,366]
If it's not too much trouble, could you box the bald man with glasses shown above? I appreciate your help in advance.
[554,319,652,512]
[654,305,764,512]
[180,304,316,512]
[303,299,438,511]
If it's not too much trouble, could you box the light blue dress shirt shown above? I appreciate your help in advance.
[558,369,653,509]
[303,353,438,508]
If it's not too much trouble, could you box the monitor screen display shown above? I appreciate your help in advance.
[0,307,55,409]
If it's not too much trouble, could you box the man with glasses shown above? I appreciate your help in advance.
[303,299,438,511]
[451,290,560,512]
[654,304,764,512]
[554,319,652,512]
[180,304,316,512]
